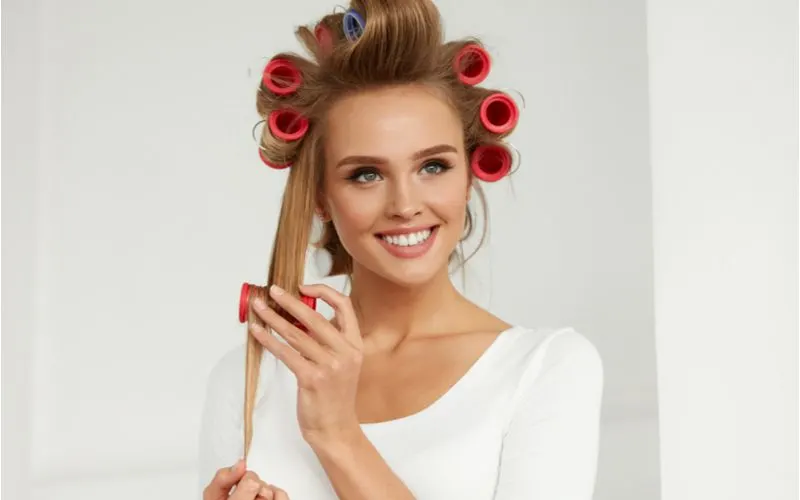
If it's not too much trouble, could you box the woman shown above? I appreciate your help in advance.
[199,1,604,499]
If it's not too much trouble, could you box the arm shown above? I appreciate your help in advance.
[305,428,417,500]
[492,329,604,499]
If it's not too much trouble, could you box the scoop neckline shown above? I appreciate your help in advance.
[358,325,523,432]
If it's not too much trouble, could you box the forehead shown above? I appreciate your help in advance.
[323,85,464,160]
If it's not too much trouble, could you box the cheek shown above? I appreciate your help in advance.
[430,178,470,222]
[328,191,381,236]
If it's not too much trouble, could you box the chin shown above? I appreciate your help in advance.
[377,264,442,288]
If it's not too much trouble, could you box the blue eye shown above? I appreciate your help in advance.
[421,159,453,175]
[348,168,382,184]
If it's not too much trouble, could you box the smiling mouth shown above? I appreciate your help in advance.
[375,226,439,247]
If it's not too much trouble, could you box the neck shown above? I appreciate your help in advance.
[348,264,465,351]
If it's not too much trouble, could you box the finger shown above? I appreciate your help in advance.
[271,485,290,500]
[251,299,333,363]
[257,485,275,500]
[229,472,263,500]
[267,285,348,351]
[203,459,246,499]
[298,284,361,347]
[249,321,317,379]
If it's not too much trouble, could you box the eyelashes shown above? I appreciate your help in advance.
[420,158,454,176]
[346,167,380,183]
[346,158,455,184]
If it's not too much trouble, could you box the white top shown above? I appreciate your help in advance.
[198,326,604,499]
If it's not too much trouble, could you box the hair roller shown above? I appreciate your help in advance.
[479,93,519,135]
[342,9,365,41]
[262,57,303,96]
[253,120,293,169]
[453,44,491,85]
[258,148,291,170]
[268,109,309,142]
[470,143,512,182]
[239,282,254,322]
[239,282,317,331]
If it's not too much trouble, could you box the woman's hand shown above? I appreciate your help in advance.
[203,459,289,500]
[248,283,364,446]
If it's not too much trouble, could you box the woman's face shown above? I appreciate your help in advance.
[321,85,470,287]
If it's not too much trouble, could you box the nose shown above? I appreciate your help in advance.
[386,177,423,221]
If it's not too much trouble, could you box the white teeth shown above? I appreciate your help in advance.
[382,228,433,247]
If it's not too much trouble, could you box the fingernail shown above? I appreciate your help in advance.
[229,458,242,471]
[253,298,267,310]
[260,486,274,499]
[270,284,284,296]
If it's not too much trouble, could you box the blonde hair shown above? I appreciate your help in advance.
[244,0,517,454]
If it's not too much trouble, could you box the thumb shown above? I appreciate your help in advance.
[209,459,247,495]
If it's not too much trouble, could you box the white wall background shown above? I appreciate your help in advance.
[2,0,794,499]
[647,0,798,499]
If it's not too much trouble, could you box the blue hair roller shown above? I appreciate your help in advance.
[343,9,365,41]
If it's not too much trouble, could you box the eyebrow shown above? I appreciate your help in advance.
[335,144,458,169]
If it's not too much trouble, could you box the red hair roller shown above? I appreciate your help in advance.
[479,93,519,135]
[314,23,333,53]
[470,144,512,182]
[239,282,252,323]
[453,44,491,86]
[239,282,318,332]
[268,109,309,142]
[262,58,302,96]
[258,148,291,170]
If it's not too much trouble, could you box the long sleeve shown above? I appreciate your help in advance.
[492,329,604,499]
[197,345,248,496]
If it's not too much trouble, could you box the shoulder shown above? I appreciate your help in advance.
[508,326,604,403]
[512,326,603,373]
[540,327,603,373]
